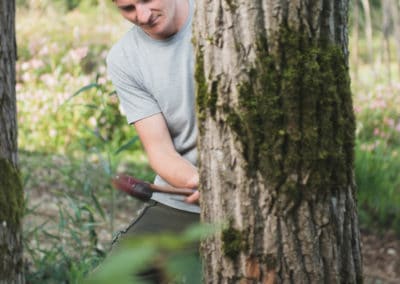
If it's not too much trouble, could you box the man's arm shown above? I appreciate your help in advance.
[134,113,199,192]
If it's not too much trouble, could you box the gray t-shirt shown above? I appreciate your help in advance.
[107,0,199,213]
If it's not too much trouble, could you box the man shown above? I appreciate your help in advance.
[107,0,200,247]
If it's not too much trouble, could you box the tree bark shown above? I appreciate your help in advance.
[194,0,363,283]
[0,0,24,283]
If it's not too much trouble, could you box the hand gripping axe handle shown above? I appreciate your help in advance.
[111,174,195,202]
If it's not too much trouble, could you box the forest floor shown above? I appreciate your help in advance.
[362,228,400,283]
[24,191,400,283]
[22,153,400,283]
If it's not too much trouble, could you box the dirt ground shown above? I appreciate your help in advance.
[96,211,400,283]
[22,164,399,283]
[24,194,400,283]
[111,214,400,283]
[361,229,400,284]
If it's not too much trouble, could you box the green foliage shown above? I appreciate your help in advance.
[18,60,133,155]
[16,3,132,156]
[86,224,214,284]
[355,143,400,234]
[355,86,400,148]
[16,0,29,8]
[21,150,156,283]
[353,83,400,235]
[16,0,102,12]
[22,153,106,283]
[54,0,81,11]
[16,8,150,277]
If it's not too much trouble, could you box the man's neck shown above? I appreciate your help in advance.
[173,0,189,34]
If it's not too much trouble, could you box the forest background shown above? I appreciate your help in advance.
[15,0,400,283]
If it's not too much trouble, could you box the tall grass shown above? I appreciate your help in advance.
[355,143,400,233]
[353,82,400,234]
[21,146,157,282]
[16,3,153,282]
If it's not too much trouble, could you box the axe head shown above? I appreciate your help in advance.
[112,174,153,202]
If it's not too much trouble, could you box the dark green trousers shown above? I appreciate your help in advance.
[111,201,200,283]
[113,200,200,241]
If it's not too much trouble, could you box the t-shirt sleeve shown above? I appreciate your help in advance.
[106,46,161,124]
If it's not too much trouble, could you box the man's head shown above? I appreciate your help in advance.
[113,0,188,40]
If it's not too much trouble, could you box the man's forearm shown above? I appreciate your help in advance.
[134,114,199,190]
[148,150,198,189]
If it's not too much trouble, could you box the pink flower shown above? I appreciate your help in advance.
[69,46,89,63]
[354,105,362,114]
[21,62,30,71]
[21,72,31,82]
[383,118,395,127]
[373,128,380,136]
[39,46,49,56]
[49,129,57,137]
[369,99,386,110]
[30,59,44,69]
[98,76,107,85]
[40,74,57,87]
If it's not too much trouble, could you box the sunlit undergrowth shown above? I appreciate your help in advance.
[16,2,157,282]
[21,150,154,283]
[16,2,133,155]
[348,27,400,235]
[15,1,400,283]
[352,80,400,235]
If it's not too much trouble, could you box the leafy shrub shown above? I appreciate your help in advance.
[355,143,400,234]
[354,83,400,234]
[355,84,400,148]
[17,0,101,11]
[85,224,215,284]
[22,152,109,283]
[17,6,152,282]
[16,5,134,155]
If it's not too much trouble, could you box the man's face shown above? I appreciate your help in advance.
[113,0,185,40]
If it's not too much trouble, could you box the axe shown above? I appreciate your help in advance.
[111,174,196,202]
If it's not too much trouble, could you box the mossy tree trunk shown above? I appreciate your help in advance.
[194,0,363,283]
[0,0,24,283]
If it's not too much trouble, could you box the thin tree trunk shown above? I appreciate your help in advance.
[361,0,374,65]
[0,0,24,283]
[390,0,400,75]
[353,0,360,80]
[382,0,392,83]
[194,0,363,283]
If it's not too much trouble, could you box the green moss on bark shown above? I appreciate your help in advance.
[0,158,24,227]
[195,49,207,124]
[195,26,355,202]
[225,0,237,12]
[195,49,218,127]
[223,27,355,195]
[221,226,246,260]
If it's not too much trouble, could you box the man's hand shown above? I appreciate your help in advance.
[185,190,200,204]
